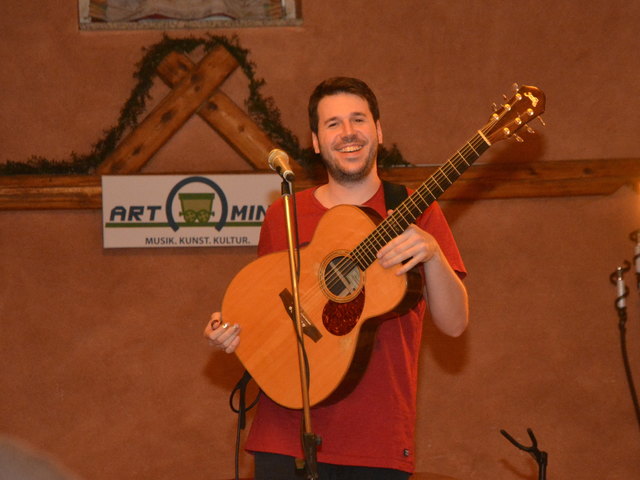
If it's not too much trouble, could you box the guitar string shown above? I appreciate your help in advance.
[355,136,484,265]
[345,106,514,272]
[342,136,485,268]
[319,134,488,296]
[317,100,521,300]
[291,99,535,354]
[289,134,489,334]
[318,137,485,297]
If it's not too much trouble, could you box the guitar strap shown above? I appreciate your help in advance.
[382,180,408,212]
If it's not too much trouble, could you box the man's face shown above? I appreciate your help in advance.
[312,93,383,184]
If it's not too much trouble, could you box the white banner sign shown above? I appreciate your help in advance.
[101,174,281,248]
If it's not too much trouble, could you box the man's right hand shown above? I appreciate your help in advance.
[203,312,241,353]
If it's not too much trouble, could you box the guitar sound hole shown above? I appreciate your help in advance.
[321,254,363,302]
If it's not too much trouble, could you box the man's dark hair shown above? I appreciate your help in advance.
[308,77,380,134]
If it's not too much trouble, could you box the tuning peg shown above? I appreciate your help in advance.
[492,102,500,112]
[537,116,546,127]
[525,125,535,134]
[513,134,524,143]
[512,82,520,92]
[503,94,509,101]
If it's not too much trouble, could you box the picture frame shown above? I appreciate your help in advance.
[78,0,301,30]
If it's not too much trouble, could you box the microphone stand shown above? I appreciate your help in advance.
[500,428,548,480]
[279,177,320,480]
[631,230,640,292]
[610,261,640,431]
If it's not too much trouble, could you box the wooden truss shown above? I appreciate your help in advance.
[0,45,638,210]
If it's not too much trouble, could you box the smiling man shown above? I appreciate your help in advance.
[311,87,382,186]
[205,77,469,479]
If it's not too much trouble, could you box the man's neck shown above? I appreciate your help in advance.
[314,172,381,208]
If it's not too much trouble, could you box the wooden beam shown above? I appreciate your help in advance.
[95,45,239,174]
[1,159,637,210]
[0,175,102,210]
[155,51,277,169]
[378,158,640,200]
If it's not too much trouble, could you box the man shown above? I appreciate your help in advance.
[205,77,468,479]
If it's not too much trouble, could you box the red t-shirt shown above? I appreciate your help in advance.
[244,184,466,473]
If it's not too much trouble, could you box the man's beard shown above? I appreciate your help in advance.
[320,141,378,185]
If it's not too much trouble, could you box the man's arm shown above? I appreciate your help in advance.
[376,224,469,337]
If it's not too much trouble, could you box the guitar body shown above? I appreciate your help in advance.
[222,204,423,409]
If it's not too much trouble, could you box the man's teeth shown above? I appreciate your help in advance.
[339,145,362,152]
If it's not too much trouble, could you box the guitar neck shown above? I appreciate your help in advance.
[352,132,491,269]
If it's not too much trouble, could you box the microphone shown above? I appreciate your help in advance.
[268,148,295,181]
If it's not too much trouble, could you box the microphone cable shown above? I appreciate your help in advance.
[229,370,259,480]
[610,261,640,432]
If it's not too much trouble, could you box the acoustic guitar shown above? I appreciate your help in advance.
[222,85,546,409]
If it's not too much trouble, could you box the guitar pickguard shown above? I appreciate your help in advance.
[322,288,365,336]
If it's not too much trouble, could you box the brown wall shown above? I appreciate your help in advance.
[1,1,639,479]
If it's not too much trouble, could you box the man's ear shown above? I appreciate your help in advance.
[312,132,320,154]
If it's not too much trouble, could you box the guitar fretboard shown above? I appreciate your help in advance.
[352,133,491,269]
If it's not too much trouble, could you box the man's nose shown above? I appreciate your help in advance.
[341,122,355,137]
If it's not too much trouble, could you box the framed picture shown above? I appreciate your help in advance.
[78,0,301,30]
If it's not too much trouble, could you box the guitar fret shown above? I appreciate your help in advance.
[360,239,378,258]
[440,167,452,183]
[351,251,369,270]
[420,184,436,204]
[454,151,469,167]
[458,148,473,163]
[394,208,411,229]
[413,190,425,203]
[386,217,404,235]
[431,176,445,193]
[377,227,393,245]
[448,160,461,175]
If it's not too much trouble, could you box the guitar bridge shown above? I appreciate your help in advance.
[278,289,322,343]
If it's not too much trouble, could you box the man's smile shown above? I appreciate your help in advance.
[337,144,364,153]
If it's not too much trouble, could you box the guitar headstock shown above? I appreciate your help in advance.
[483,84,546,144]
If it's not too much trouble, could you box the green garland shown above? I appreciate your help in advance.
[0,34,407,175]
